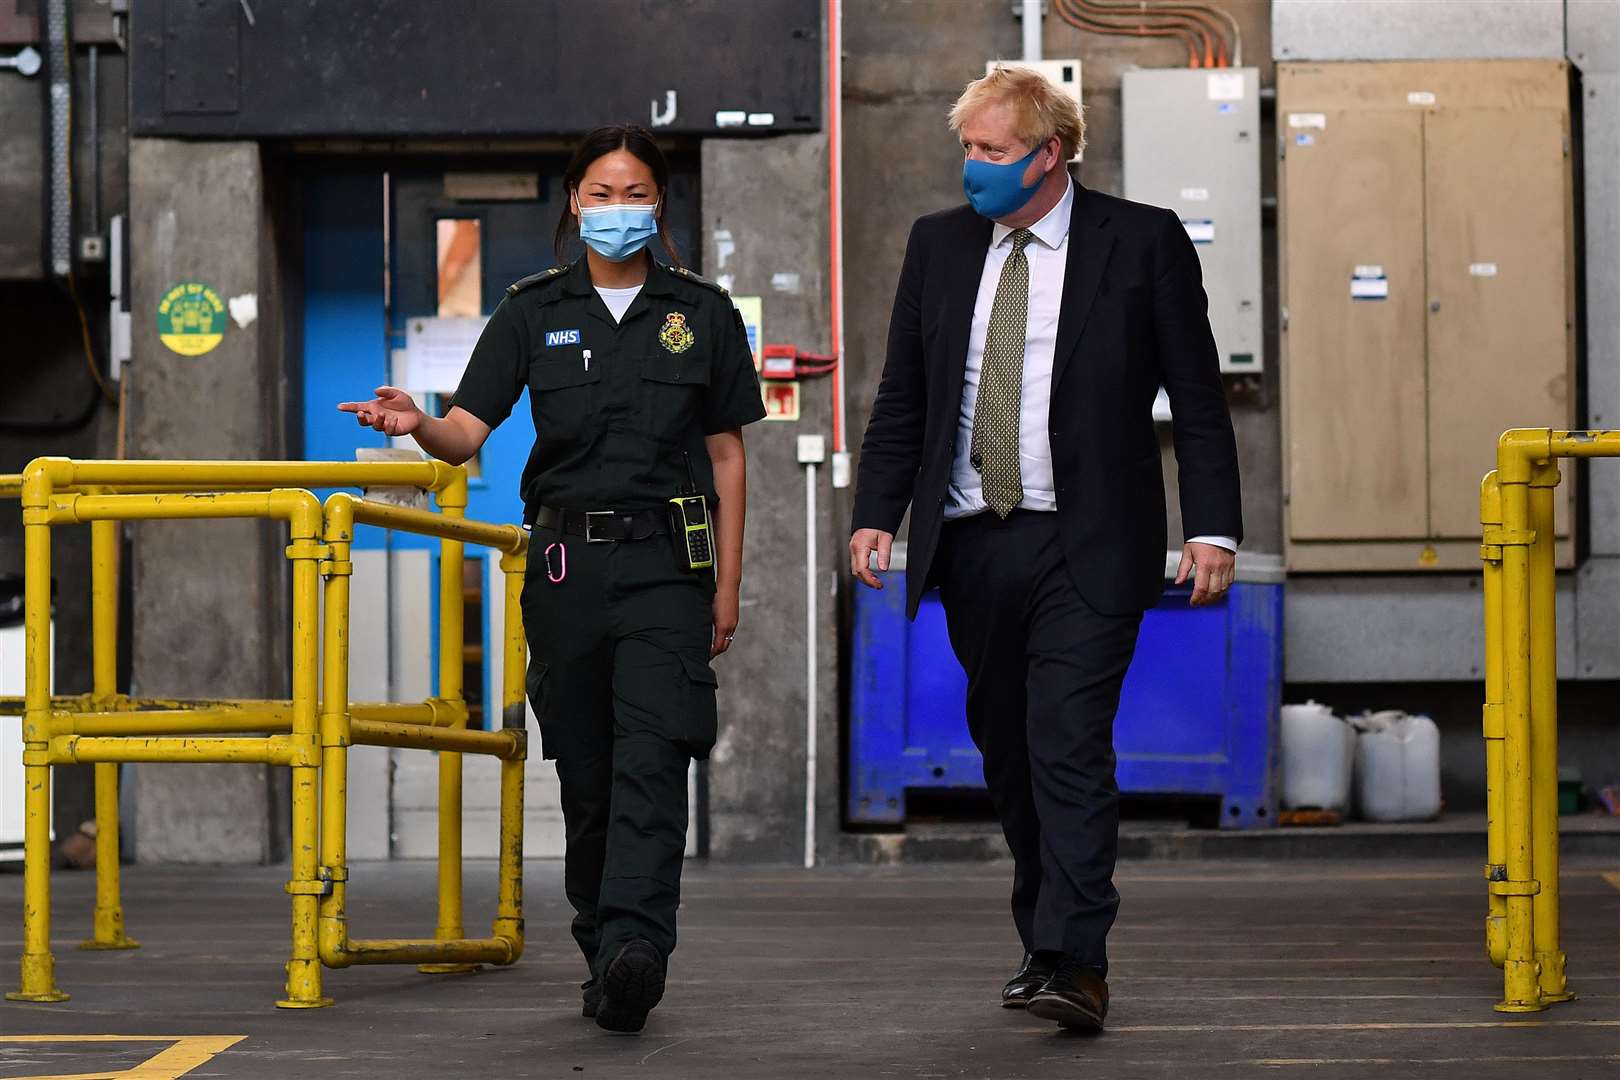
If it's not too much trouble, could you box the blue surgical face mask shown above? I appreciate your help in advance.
[962,144,1045,220]
[578,201,660,262]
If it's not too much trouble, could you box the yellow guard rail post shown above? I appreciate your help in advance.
[3,458,529,1009]
[313,493,526,986]
[1482,428,1620,1012]
[0,458,467,959]
[6,477,326,1004]
[84,506,138,951]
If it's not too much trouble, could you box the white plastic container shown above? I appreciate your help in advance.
[1279,701,1354,812]
[1353,712,1442,822]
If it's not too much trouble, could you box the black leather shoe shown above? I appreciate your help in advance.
[595,939,666,1034]
[1026,960,1108,1032]
[1001,952,1057,1008]
[581,978,602,1018]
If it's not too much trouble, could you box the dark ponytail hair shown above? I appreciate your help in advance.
[554,124,683,269]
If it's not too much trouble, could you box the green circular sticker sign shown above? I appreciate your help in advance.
[157,281,227,356]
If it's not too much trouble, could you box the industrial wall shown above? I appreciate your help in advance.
[0,24,128,852]
[3,1,1617,864]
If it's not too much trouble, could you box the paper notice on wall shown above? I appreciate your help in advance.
[1351,266,1389,301]
[402,316,488,393]
[1207,72,1245,101]
[1181,218,1215,245]
[731,295,763,368]
[1288,113,1326,129]
[1407,90,1436,106]
[1180,187,1211,202]
[1469,262,1499,277]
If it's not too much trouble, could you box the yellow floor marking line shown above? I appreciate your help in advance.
[0,1035,245,1080]
[1111,1019,1620,1034]
[1602,871,1620,892]
[1233,1055,1620,1068]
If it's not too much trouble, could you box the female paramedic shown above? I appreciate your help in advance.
[338,125,766,1034]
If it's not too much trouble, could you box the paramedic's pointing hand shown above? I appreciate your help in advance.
[338,386,493,466]
[338,386,423,437]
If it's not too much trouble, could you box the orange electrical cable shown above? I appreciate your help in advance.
[1079,0,1234,67]
[1054,0,1199,67]
[1071,0,1219,67]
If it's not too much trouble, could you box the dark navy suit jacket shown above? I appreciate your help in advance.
[851,185,1243,618]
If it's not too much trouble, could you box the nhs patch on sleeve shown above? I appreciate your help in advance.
[545,329,582,347]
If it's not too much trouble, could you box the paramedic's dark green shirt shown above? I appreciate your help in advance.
[451,258,766,513]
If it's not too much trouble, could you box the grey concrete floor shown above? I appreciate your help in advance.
[2,857,1618,1079]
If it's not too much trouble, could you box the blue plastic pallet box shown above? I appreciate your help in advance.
[848,546,1282,829]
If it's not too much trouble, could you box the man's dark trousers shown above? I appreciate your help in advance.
[934,509,1142,975]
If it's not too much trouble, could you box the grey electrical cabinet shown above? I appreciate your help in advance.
[1278,61,1576,572]
[1123,67,1264,375]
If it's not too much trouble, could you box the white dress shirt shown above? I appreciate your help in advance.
[944,179,1237,554]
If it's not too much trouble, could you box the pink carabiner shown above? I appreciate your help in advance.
[544,542,567,584]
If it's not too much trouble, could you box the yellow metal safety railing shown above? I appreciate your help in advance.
[1,458,529,1009]
[1481,428,1620,1013]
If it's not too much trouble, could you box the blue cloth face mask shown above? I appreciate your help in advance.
[578,202,660,261]
[962,144,1045,220]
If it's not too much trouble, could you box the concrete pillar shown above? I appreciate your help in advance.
[126,139,289,863]
[701,134,841,862]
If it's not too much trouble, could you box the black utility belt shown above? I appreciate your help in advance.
[533,505,670,543]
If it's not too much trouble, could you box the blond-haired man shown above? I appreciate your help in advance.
[850,66,1242,1032]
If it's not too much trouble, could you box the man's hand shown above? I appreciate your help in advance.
[849,528,895,590]
[1175,541,1235,607]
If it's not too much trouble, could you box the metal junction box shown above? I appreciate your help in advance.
[1277,61,1577,573]
[1122,67,1264,375]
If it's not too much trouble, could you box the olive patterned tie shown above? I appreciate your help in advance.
[971,228,1033,518]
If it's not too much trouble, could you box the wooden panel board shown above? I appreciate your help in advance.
[1424,108,1576,539]
[1283,108,1429,541]
[1278,60,1571,113]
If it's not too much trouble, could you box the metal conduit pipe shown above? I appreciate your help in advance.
[1070,0,1220,65]
[1077,0,1236,66]
[1053,0,1200,67]
[44,0,71,277]
[803,455,819,869]
[1021,0,1043,62]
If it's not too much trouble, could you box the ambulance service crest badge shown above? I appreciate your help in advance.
[658,311,695,354]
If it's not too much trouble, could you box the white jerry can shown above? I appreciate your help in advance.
[1279,700,1354,813]
[1353,712,1442,822]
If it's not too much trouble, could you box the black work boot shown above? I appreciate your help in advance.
[594,939,666,1034]
[581,978,602,1018]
